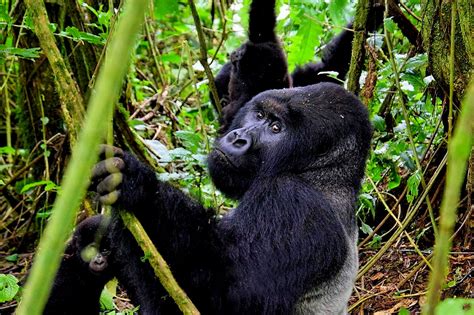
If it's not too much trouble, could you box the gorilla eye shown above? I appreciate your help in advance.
[270,122,281,133]
[256,111,265,120]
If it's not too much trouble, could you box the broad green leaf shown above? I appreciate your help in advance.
[384,17,397,33]
[175,130,202,153]
[435,298,474,315]
[372,115,386,132]
[398,308,410,315]
[289,20,321,66]
[100,287,115,311]
[154,0,179,18]
[0,274,20,303]
[0,146,15,155]
[328,0,348,25]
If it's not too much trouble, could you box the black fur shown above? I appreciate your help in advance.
[291,23,355,87]
[214,1,384,128]
[217,0,291,133]
[84,82,372,314]
[44,215,113,315]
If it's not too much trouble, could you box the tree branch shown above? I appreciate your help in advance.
[187,0,222,114]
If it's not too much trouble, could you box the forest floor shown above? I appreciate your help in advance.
[0,196,472,314]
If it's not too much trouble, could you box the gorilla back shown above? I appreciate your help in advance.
[84,82,371,314]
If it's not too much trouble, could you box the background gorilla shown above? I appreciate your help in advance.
[216,0,291,132]
[44,215,113,315]
[214,0,384,131]
[81,82,372,314]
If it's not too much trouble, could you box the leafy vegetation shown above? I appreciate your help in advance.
[0,0,472,314]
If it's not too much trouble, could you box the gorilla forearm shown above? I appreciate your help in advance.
[107,151,217,262]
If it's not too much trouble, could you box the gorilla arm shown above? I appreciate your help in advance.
[91,146,223,313]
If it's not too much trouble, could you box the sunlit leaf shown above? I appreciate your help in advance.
[0,274,20,303]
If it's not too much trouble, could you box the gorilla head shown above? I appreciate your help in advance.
[67,215,112,275]
[208,82,372,199]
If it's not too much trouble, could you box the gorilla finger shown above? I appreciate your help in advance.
[97,173,123,195]
[92,157,125,179]
[99,190,121,205]
[98,145,124,160]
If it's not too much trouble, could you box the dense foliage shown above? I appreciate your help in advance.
[0,0,472,314]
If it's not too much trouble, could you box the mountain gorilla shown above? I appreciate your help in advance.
[68,82,372,314]
[44,215,113,315]
[215,0,383,132]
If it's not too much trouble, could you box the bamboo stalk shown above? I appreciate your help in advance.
[424,80,474,314]
[16,1,149,313]
[120,211,200,314]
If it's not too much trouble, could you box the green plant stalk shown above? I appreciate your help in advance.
[347,0,369,93]
[383,2,438,237]
[120,211,200,315]
[187,0,222,114]
[357,152,447,279]
[3,69,12,163]
[16,0,149,314]
[24,0,86,144]
[423,81,474,314]
[448,0,456,141]
[184,41,218,208]
[367,176,433,269]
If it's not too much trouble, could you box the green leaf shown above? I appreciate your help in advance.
[435,298,474,315]
[406,170,421,203]
[398,308,410,315]
[0,274,20,303]
[161,53,182,64]
[372,115,386,132]
[20,180,60,194]
[100,287,115,311]
[360,222,373,234]
[175,130,202,153]
[384,17,397,33]
[0,45,41,59]
[288,19,321,66]
[6,254,19,263]
[0,146,15,155]
[169,148,192,159]
[388,169,401,190]
[60,26,104,45]
[328,0,348,24]
[154,0,179,18]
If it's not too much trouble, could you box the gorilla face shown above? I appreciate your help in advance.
[208,98,288,199]
[209,82,372,200]
[71,216,112,277]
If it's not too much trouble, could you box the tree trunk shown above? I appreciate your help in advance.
[421,0,473,103]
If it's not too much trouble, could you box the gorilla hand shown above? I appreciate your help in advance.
[91,145,125,205]
[90,145,158,211]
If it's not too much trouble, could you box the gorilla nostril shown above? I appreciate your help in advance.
[233,138,248,148]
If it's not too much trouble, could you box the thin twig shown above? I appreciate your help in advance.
[187,0,222,114]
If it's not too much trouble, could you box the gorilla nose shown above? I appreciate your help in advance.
[95,255,105,265]
[222,128,252,155]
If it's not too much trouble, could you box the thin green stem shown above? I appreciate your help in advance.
[448,0,456,141]
[383,0,438,237]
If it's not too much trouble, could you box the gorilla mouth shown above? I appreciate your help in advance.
[215,148,238,169]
